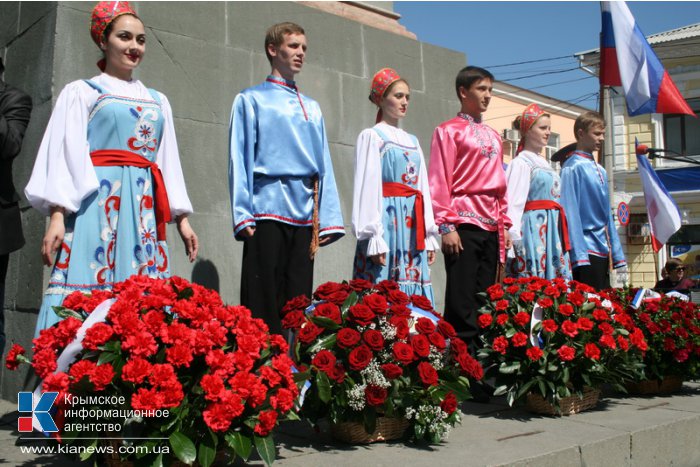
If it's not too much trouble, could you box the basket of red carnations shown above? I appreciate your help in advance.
[603,287,700,394]
[6,275,298,466]
[282,279,482,444]
[476,277,647,415]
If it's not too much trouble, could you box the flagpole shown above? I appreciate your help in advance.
[599,8,615,284]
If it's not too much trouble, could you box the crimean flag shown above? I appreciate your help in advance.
[600,1,695,117]
[635,139,682,252]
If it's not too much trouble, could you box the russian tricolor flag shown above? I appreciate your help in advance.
[600,1,695,117]
[635,139,682,252]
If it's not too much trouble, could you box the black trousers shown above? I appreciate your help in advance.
[240,221,314,335]
[0,254,7,355]
[443,225,499,353]
[573,254,610,290]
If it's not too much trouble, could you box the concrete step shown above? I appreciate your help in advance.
[1,382,698,466]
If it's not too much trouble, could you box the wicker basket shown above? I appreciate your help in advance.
[526,386,601,416]
[625,375,683,395]
[330,416,409,444]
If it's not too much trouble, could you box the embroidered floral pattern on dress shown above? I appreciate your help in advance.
[457,112,500,159]
[128,105,160,155]
[402,160,418,185]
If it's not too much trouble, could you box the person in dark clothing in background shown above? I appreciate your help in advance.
[654,258,696,294]
[0,57,33,355]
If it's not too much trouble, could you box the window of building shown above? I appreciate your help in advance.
[668,224,700,245]
[545,132,560,170]
[663,97,700,158]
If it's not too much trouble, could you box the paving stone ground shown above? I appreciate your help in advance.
[1,382,699,466]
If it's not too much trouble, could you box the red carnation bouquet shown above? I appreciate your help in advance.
[282,279,483,444]
[477,277,647,411]
[604,287,700,381]
[6,276,298,466]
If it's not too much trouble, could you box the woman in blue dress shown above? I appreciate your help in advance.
[351,68,439,302]
[25,2,198,335]
[505,104,571,280]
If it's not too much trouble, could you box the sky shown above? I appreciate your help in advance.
[395,1,700,110]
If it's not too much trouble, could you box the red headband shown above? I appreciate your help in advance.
[369,68,401,123]
[90,1,137,46]
[516,103,546,154]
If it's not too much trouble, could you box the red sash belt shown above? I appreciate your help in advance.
[90,150,172,240]
[524,199,570,252]
[382,182,425,250]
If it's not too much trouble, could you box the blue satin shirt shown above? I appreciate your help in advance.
[228,76,344,243]
[560,151,626,269]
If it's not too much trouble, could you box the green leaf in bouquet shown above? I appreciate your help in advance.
[197,430,218,467]
[363,409,377,435]
[103,340,122,353]
[78,439,97,461]
[515,379,537,400]
[618,327,630,336]
[557,385,570,398]
[493,384,509,396]
[53,306,84,321]
[149,453,163,467]
[225,432,251,461]
[562,366,570,384]
[443,380,473,401]
[315,371,332,403]
[341,291,358,313]
[506,389,516,407]
[135,439,159,459]
[169,432,196,465]
[285,410,301,421]
[293,368,311,383]
[309,315,342,331]
[537,379,547,397]
[294,340,301,362]
[505,328,517,338]
[254,434,276,467]
[546,380,556,394]
[97,351,118,365]
[414,423,426,441]
[308,334,337,354]
[547,362,558,372]
[582,373,592,387]
[499,362,521,374]
[177,287,194,300]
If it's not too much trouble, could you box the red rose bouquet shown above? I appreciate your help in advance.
[604,287,700,381]
[477,277,647,412]
[282,280,483,444]
[6,276,297,466]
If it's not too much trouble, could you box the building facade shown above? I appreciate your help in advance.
[577,22,700,288]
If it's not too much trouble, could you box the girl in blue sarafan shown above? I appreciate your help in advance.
[351,68,439,303]
[25,1,198,336]
[505,103,571,280]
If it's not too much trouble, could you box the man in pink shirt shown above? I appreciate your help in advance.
[429,66,512,358]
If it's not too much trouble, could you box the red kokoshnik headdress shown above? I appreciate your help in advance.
[90,1,138,70]
[516,103,546,154]
[369,68,402,124]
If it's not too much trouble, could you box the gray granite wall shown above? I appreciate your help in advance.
[0,1,466,400]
